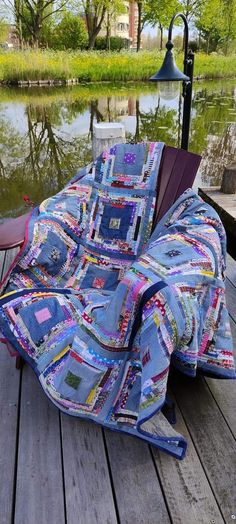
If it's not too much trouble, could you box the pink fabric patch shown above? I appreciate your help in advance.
[93,277,105,289]
[35,308,52,324]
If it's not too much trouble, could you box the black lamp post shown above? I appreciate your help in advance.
[149,13,194,151]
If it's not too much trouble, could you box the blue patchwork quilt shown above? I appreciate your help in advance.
[0,142,235,460]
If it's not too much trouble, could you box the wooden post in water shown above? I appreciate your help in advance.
[92,123,126,160]
[221,163,236,194]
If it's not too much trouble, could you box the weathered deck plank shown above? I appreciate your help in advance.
[61,416,118,524]
[152,399,225,524]
[0,343,21,524]
[203,262,236,442]
[170,371,236,524]
[1,247,19,281]
[0,249,235,524]
[0,252,21,524]
[0,251,5,279]
[205,319,236,439]
[14,366,65,524]
[105,430,171,524]
[226,254,236,286]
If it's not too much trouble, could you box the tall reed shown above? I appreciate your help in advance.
[0,50,235,83]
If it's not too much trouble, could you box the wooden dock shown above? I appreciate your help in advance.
[198,187,236,259]
[0,248,236,524]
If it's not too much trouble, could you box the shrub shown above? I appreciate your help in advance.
[95,36,129,51]
[52,13,88,50]
[188,40,199,52]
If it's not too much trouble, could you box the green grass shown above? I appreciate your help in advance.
[0,49,236,83]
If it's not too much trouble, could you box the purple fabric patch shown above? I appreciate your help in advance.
[110,145,117,155]
[35,307,52,324]
[124,153,136,165]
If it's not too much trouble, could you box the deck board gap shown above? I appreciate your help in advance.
[59,412,68,524]
[148,444,173,524]
[11,367,23,524]
[102,429,121,524]
[0,250,7,281]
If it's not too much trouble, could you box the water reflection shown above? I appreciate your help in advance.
[0,80,235,218]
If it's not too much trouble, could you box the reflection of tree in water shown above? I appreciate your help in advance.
[191,86,236,186]
[128,98,178,146]
[200,125,236,186]
[88,100,104,139]
[1,83,235,217]
[0,104,92,218]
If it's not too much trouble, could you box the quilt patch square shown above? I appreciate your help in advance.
[79,262,121,291]
[99,204,133,240]
[35,307,52,324]
[85,188,152,260]
[113,144,146,178]
[65,371,81,390]
[124,152,136,165]
[109,218,121,230]
[19,297,68,345]
[92,277,105,289]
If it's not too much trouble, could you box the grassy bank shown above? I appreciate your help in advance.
[0,50,236,84]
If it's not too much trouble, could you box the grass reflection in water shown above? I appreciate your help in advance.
[0,79,235,219]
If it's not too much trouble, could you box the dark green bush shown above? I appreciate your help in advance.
[95,36,130,51]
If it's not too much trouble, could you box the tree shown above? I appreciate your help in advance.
[81,0,108,49]
[2,0,69,47]
[136,0,142,51]
[104,0,126,50]
[53,12,88,49]
[144,0,181,50]
[195,0,236,54]
[179,0,204,22]
[220,0,236,54]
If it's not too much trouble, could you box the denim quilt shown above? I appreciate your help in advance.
[0,142,235,460]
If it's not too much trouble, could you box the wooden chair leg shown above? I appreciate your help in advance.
[15,356,24,370]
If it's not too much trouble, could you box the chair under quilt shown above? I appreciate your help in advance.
[0,142,235,460]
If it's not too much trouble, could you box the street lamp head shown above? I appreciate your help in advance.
[149,13,194,150]
[149,42,190,83]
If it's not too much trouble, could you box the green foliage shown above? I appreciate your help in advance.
[0,19,9,45]
[179,0,203,21]
[95,36,129,50]
[188,40,199,52]
[144,0,180,30]
[196,0,236,54]
[52,13,88,50]
[0,50,236,83]
[4,0,68,47]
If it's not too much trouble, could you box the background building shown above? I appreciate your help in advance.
[129,2,139,49]
[100,1,140,49]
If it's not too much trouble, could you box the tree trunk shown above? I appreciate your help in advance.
[14,0,23,48]
[88,32,97,49]
[160,25,163,51]
[32,7,43,47]
[207,34,210,54]
[135,99,140,141]
[106,11,111,51]
[136,1,142,52]
[86,6,107,50]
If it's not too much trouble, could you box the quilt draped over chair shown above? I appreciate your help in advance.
[0,142,235,460]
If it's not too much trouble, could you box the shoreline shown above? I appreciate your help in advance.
[0,75,236,87]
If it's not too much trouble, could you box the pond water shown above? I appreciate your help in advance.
[0,79,235,219]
